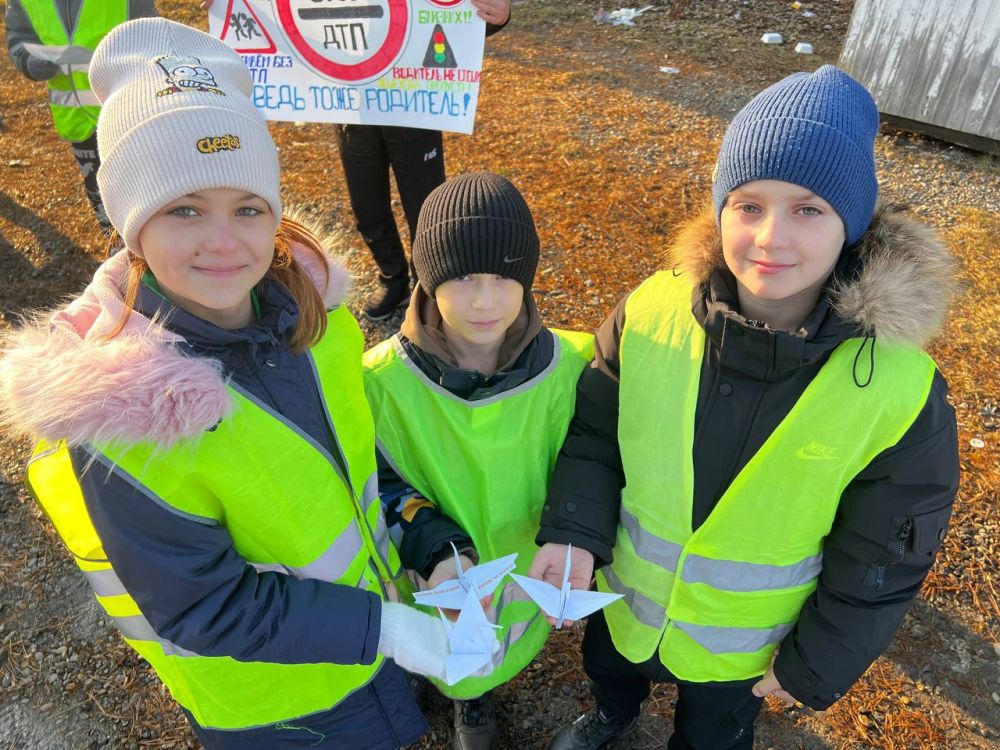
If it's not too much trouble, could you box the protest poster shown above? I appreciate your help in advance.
[208,0,486,134]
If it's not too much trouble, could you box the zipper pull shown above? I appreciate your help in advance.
[897,519,913,558]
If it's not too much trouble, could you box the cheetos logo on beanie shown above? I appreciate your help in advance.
[196,134,242,154]
[155,55,225,97]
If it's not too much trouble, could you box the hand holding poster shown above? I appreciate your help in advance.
[209,0,486,133]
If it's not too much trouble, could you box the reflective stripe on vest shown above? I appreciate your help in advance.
[26,306,395,730]
[620,505,824,592]
[20,0,128,141]
[49,87,100,108]
[599,271,936,682]
[363,328,594,698]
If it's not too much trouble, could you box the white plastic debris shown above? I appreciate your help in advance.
[970,438,986,449]
[596,5,654,26]
[794,42,814,54]
[802,10,816,17]
[761,32,784,44]
[659,66,680,74]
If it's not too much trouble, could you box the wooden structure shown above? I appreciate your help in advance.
[839,0,1000,155]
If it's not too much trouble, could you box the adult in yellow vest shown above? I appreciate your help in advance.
[4,0,156,230]
[534,67,959,750]
[364,173,594,750]
[0,19,468,749]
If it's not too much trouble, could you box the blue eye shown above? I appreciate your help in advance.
[236,206,264,217]
[799,206,822,216]
[169,206,198,218]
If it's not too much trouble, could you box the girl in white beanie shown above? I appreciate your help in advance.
[0,17,475,749]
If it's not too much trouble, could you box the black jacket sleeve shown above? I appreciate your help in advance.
[377,448,472,579]
[5,1,44,80]
[537,298,628,565]
[773,371,959,709]
[485,6,510,36]
[75,448,382,666]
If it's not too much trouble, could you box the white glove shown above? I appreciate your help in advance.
[378,602,450,682]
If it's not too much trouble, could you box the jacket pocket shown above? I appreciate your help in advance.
[884,508,952,562]
[910,507,952,556]
[866,508,952,589]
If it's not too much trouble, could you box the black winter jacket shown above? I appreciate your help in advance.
[539,205,960,710]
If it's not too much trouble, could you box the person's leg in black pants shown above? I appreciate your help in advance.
[550,610,764,750]
[337,124,408,280]
[667,679,762,750]
[71,132,110,232]
[336,125,411,318]
[382,126,445,271]
[582,609,651,720]
[547,611,648,749]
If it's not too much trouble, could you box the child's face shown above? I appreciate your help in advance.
[137,188,274,329]
[435,274,524,349]
[721,180,845,303]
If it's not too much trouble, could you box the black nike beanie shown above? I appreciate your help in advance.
[412,172,539,296]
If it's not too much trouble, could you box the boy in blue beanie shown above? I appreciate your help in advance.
[533,66,960,749]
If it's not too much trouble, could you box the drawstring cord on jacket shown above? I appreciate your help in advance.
[852,335,876,388]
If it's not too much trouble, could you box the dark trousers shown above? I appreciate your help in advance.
[70,132,110,231]
[583,611,763,750]
[336,124,445,282]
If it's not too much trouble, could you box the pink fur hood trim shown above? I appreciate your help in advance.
[0,244,352,449]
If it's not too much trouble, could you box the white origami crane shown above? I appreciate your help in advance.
[440,587,502,685]
[510,545,623,629]
[413,543,518,610]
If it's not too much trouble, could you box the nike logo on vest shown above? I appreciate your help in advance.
[795,441,839,460]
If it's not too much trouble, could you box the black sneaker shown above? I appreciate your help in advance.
[546,708,639,750]
[363,275,409,321]
[453,694,499,750]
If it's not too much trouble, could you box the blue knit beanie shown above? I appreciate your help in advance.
[712,65,880,246]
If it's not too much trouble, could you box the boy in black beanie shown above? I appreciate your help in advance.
[363,172,594,750]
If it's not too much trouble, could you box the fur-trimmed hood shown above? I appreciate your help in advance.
[0,242,351,449]
[667,202,956,347]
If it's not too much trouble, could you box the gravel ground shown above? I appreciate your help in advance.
[1,1,998,748]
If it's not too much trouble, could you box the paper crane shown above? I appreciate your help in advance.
[413,543,518,610]
[510,545,622,628]
[439,587,502,685]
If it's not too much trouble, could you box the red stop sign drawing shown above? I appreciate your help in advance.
[276,0,409,83]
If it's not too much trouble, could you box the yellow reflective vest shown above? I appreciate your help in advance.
[596,271,936,682]
[363,329,594,698]
[26,306,403,730]
[19,0,128,142]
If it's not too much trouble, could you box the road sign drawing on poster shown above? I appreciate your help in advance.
[220,0,277,54]
[209,0,486,133]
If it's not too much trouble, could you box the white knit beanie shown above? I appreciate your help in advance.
[91,18,281,253]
